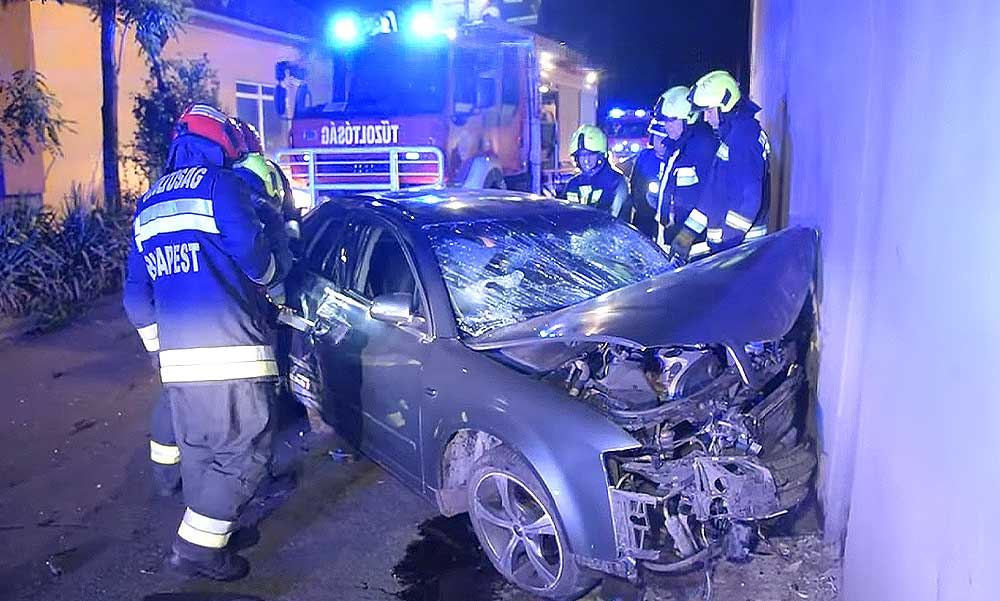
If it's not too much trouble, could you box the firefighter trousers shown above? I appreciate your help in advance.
[167,379,273,556]
[150,390,182,491]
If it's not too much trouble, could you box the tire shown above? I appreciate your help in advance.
[484,168,508,190]
[467,446,598,600]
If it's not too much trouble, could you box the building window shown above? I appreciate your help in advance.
[235,81,284,154]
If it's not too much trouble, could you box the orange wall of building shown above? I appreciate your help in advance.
[0,0,45,198]
[25,2,305,205]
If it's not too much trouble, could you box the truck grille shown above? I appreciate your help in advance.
[275,146,445,193]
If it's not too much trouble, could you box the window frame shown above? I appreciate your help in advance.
[344,213,431,335]
[235,80,277,152]
[304,218,350,286]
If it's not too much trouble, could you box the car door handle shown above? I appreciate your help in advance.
[424,387,438,398]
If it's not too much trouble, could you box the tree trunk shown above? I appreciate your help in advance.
[100,0,121,210]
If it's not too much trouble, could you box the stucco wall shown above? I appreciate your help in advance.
[753,1,1000,599]
[0,0,45,197]
[24,2,304,204]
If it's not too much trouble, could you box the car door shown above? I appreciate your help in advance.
[294,211,362,440]
[314,213,430,489]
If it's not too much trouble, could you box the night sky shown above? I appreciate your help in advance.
[300,0,751,113]
[537,0,752,111]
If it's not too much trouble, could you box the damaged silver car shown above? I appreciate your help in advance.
[285,189,817,599]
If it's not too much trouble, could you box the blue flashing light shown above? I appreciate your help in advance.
[409,10,437,38]
[329,13,360,46]
[608,108,626,119]
[634,109,648,118]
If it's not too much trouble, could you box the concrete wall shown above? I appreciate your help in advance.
[753,1,1000,599]
[14,2,305,205]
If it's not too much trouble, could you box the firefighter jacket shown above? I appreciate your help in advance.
[123,156,287,385]
[628,147,668,239]
[235,167,294,304]
[564,161,630,220]
[660,122,720,249]
[698,99,771,257]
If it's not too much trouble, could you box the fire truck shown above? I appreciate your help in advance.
[272,10,600,210]
[604,107,652,170]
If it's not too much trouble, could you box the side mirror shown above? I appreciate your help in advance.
[370,293,414,324]
[294,83,311,113]
[275,84,287,117]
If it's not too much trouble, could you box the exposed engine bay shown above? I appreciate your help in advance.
[498,337,816,572]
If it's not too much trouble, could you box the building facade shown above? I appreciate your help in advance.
[0,0,318,205]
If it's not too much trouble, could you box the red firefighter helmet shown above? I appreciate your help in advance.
[174,104,246,162]
[234,118,264,154]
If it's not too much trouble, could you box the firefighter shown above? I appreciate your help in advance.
[687,70,771,257]
[627,123,670,239]
[233,119,295,305]
[124,104,287,580]
[651,86,723,261]
[563,124,630,220]
[628,86,701,240]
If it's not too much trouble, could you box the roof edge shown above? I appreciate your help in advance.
[188,8,311,44]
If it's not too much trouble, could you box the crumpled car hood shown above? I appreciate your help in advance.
[465,227,818,350]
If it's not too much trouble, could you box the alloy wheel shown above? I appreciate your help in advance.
[472,472,563,590]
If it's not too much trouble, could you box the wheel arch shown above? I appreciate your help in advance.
[426,409,639,563]
[456,154,506,189]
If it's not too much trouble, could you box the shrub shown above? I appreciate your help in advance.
[0,187,134,330]
[130,56,219,182]
[0,70,73,163]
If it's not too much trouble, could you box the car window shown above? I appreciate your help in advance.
[350,222,428,324]
[501,47,520,108]
[305,218,346,285]
[425,213,673,337]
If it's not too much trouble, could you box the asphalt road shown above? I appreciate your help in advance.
[0,298,836,601]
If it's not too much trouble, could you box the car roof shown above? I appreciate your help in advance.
[309,188,599,229]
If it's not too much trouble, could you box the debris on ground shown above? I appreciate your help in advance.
[45,557,63,577]
[647,533,840,601]
[68,418,97,435]
[329,448,358,463]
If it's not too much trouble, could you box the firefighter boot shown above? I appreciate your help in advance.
[166,539,249,581]
[228,525,261,551]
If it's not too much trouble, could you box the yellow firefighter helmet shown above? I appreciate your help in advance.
[690,70,742,113]
[570,124,609,155]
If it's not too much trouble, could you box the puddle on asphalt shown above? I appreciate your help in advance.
[392,515,516,601]
[392,516,646,601]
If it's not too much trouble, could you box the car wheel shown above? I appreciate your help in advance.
[467,446,597,600]
[484,168,508,190]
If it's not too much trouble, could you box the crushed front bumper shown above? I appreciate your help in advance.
[604,364,816,569]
